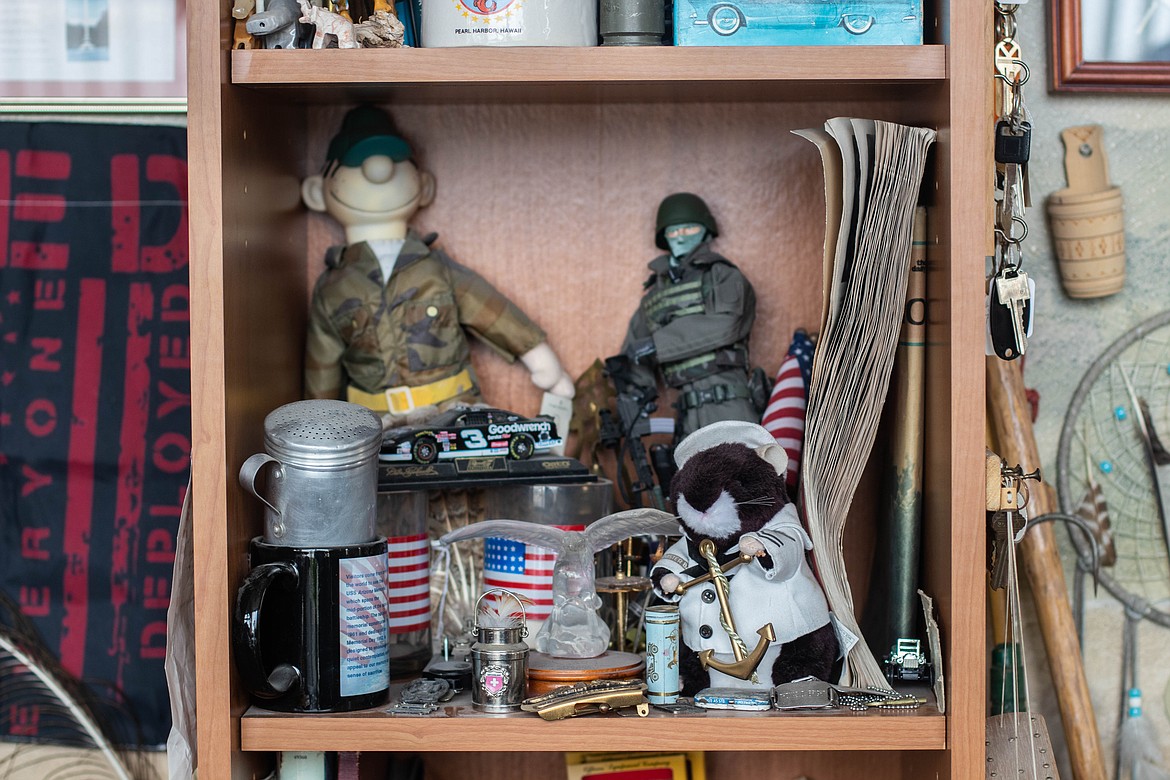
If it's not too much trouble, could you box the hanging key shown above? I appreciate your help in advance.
[994,37,1024,119]
[997,265,1031,357]
[995,119,1032,165]
[994,38,1022,80]
[1005,88,1034,207]
[989,264,1032,360]
[998,163,1025,235]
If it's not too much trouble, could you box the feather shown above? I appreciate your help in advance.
[475,591,528,629]
[582,508,680,552]
[1140,398,1170,466]
[1120,372,1170,565]
[1075,481,1117,568]
[438,508,680,554]
[1075,428,1116,570]
[439,519,569,551]
[1120,708,1170,780]
[0,591,151,780]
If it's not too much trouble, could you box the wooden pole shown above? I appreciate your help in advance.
[986,356,1107,780]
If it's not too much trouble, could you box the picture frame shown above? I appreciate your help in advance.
[0,0,186,113]
[1051,0,1170,92]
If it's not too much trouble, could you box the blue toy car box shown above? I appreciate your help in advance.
[673,0,923,46]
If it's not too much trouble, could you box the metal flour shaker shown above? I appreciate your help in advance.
[239,399,383,547]
[471,590,529,713]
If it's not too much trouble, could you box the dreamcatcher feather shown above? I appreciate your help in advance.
[1118,612,1170,780]
[1075,433,1117,568]
[0,590,154,780]
[1120,703,1170,780]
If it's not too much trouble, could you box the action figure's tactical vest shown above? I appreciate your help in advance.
[639,263,751,390]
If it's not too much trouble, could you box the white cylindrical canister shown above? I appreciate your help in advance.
[645,605,680,704]
[421,0,598,47]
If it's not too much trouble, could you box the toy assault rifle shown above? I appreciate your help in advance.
[599,354,673,511]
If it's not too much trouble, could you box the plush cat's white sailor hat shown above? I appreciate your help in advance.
[673,420,788,476]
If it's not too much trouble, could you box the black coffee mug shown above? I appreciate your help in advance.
[233,537,390,712]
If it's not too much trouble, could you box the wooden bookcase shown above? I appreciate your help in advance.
[187,2,990,777]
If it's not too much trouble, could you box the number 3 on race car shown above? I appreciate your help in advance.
[460,429,488,449]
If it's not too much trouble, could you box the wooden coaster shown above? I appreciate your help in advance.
[526,650,645,696]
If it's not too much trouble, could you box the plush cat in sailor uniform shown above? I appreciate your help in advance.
[650,421,841,696]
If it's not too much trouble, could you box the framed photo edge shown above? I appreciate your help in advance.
[1050,0,1170,92]
[0,0,187,114]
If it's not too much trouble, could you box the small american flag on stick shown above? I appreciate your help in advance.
[761,330,815,491]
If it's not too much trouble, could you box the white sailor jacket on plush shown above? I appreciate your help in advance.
[651,503,832,688]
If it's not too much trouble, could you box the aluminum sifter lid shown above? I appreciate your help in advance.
[262,399,383,468]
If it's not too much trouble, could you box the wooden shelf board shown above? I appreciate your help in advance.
[231,46,946,103]
[241,702,946,753]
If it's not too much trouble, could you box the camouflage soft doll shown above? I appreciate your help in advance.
[301,105,574,424]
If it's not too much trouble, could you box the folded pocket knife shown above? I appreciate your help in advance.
[520,679,650,721]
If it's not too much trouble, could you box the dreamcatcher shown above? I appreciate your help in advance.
[0,590,154,780]
[1056,310,1170,780]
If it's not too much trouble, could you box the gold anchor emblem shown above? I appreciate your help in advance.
[672,538,775,681]
[698,623,776,680]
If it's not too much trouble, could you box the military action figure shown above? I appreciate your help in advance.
[302,105,574,422]
[621,193,766,440]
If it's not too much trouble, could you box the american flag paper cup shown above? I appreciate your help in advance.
[483,526,585,623]
[387,533,431,634]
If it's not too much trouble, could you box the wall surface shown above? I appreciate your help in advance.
[1013,2,1170,776]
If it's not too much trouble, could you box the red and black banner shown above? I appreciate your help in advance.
[0,122,188,747]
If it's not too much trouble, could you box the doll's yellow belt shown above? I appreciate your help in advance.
[346,368,474,414]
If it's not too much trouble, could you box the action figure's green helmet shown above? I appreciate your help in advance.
[655,192,718,250]
[325,105,412,170]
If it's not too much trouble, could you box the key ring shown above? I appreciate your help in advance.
[994,9,1017,41]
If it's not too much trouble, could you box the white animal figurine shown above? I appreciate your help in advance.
[298,0,359,49]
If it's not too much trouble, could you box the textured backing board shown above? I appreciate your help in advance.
[304,101,903,418]
[986,712,1059,780]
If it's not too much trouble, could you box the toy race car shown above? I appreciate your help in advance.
[380,407,563,464]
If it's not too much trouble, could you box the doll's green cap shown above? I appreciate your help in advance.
[326,105,412,167]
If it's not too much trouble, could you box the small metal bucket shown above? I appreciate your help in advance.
[239,399,383,547]
[470,590,529,713]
